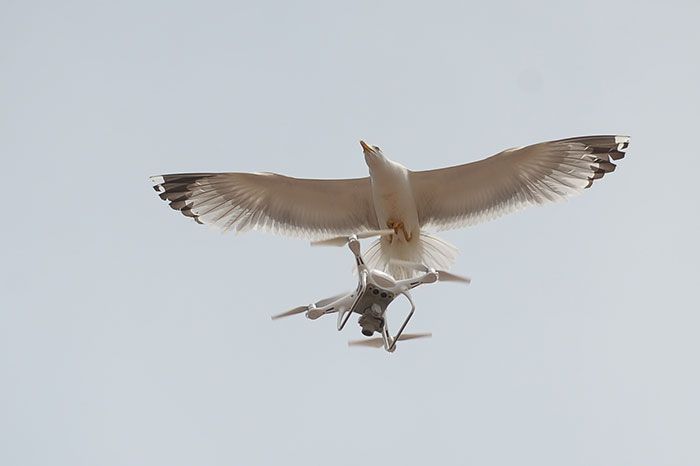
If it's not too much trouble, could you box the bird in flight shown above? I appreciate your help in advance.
[151,135,629,277]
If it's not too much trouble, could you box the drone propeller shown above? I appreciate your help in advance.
[390,259,471,284]
[271,305,307,320]
[315,292,348,307]
[310,229,395,247]
[271,292,349,320]
[348,332,433,348]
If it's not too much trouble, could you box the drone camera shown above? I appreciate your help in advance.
[358,305,384,336]
[359,316,383,336]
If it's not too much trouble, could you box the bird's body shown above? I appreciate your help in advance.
[151,135,629,277]
[365,143,419,241]
[360,140,457,276]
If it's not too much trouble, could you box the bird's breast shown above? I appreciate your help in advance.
[369,165,419,234]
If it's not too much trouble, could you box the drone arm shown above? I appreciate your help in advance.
[298,291,353,320]
[395,272,438,291]
[347,236,369,276]
[307,302,338,320]
[386,290,416,352]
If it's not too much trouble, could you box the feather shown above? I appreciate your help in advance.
[411,135,630,231]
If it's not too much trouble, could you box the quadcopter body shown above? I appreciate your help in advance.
[272,232,469,352]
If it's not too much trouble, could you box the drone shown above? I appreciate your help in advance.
[272,230,471,352]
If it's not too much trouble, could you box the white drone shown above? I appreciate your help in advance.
[272,231,471,352]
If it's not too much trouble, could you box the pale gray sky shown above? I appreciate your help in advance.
[2,1,699,465]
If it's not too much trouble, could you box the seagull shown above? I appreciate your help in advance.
[151,135,629,277]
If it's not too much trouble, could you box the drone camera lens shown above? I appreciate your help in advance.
[362,329,373,336]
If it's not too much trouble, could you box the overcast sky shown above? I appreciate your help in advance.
[2,1,699,465]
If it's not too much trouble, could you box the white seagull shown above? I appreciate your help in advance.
[151,135,629,277]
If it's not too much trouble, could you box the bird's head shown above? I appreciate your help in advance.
[360,140,387,169]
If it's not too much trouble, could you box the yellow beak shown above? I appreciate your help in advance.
[360,140,372,152]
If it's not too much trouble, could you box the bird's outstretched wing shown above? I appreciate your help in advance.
[411,135,630,231]
[150,172,379,239]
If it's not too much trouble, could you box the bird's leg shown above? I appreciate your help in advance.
[386,219,412,242]
[386,219,396,244]
[400,223,412,242]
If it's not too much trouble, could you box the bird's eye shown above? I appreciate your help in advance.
[373,146,381,151]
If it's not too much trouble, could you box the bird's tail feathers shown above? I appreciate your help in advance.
[364,233,459,279]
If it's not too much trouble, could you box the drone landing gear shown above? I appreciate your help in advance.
[336,235,368,331]
[347,291,417,353]
[385,291,416,352]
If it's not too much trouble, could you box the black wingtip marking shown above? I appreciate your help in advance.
[578,136,629,190]
[598,161,617,173]
[181,207,197,218]
[610,150,625,161]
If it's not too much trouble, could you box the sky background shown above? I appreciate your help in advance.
[2,1,699,465]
